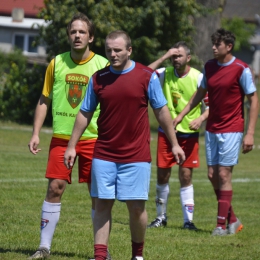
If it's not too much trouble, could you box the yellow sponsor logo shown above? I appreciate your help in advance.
[66,73,89,85]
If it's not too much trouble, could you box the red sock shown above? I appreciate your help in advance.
[215,189,236,225]
[132,241,144,258]
[217,190,233,229]
[94,244,107,260]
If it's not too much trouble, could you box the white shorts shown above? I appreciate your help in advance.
[205,131,243,166]
[91,158,151,200]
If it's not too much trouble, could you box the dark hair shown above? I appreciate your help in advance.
[211,28,236,50]
[172,41,191,55]
[106,30,132,48]
[66,12,95,38]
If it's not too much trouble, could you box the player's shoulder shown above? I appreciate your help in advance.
[94,66,110,78]
[135,62,155,75]
[91,52,108,62]
[233,57,248,69]
[190,67,201,74]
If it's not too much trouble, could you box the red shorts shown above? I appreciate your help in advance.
[157,131,199,168]
[46,137,96,184]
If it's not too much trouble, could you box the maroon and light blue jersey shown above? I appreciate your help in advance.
[201,57,256,133]
[81,61,167,163]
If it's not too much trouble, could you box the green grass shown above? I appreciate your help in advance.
[0,97,260,260]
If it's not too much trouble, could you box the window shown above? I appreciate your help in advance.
[13,34,38,54]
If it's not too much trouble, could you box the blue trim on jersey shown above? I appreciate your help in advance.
[80,76,98,112]
[80,61,167,112]
[239,67,256,94]
[148,71,167,109]
[109,60,135,74]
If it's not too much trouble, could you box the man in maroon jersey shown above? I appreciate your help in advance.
[174,28,259,236]
[64,30,185,260]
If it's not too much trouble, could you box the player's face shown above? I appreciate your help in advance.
[170,47,190,70]
[212,41,232,61]
[68,20,94,52]
[105,36,132,71]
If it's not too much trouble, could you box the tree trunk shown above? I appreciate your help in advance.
[193,0,226,65]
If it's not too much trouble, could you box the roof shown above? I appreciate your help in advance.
[223,0,260,23]
[0,15,49,29]
[0,0,44,18]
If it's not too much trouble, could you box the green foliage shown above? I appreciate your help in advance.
[38,0,205,64]
[0,50,52,125]
[221,16,256,51]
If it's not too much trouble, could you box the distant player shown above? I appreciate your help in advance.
[174,28,259,236]
[147,41,209,230]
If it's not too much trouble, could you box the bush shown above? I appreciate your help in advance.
[0,50,52,126]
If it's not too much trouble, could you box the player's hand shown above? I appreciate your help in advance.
[242,134,254,154]
[173,114,183,128]
[28,135,41,155]
[189,117,202,130]
[64,147,76,169]
[172,145,186,165]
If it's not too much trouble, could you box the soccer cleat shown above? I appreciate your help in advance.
[27,247,50,259]
[106,250,112,260]
[211,227,228,236]
[228,218,243,234]
[183,221,198,230]
[131,258,144,260]
[147,217,167,228]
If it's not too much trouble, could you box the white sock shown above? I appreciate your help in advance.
[155,183,169,218]
[180,185,194,223]
[39,200,61,251]
[134,257,144,260]
[91,209,95,221]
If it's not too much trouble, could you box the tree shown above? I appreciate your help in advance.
[192,0,223,66]
[37,0,206,65]
[221,16,256,52]
[0,50,51,125]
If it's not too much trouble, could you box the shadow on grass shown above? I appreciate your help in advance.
[0,247,93,259]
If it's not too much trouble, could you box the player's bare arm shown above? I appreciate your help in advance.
[28,95,51,155]
[242,91,259,154]
[153,105,186,165]
[173,86,207,128]
[148,48,179,70]
[64,110,93,168]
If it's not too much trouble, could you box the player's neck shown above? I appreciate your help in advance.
[71,47,91,62]
[217,53,233,64]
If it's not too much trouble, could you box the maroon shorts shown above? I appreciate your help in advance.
[46,137,96,184]
[157,131,199,168]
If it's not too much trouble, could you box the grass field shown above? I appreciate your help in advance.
[0,102,260,259]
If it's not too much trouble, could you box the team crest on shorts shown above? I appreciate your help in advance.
[185,204,194,213]
[41,218,49,229]
[65,73,89,108]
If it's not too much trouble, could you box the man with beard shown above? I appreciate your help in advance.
[147,41,209,230]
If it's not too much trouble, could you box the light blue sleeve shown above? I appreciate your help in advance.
[239,67,256,94]
[80,77,99,112]
[148,72,167,109]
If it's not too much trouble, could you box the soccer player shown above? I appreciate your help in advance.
[64,30,185,260]
[27,13,109,259]
[147,41,209,230]
[174,28,259,236]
